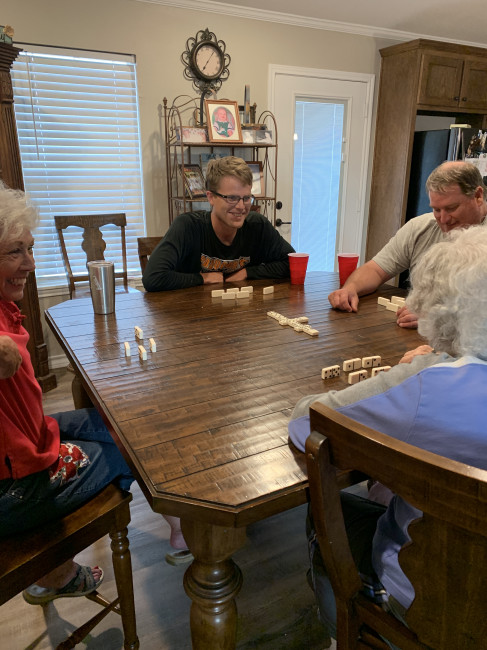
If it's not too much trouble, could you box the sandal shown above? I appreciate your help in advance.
[23,564,104,605]
[165,549,193,566]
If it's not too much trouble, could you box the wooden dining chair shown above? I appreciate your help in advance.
[0,483,139,650]
[306,401,487,650]
[137,236,162,273]
[55,214,128,298]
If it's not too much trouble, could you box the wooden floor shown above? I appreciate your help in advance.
[0,368,335,649]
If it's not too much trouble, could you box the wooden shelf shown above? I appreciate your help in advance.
[163,96,278,225]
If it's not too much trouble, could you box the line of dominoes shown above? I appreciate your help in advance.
[267,311,319,336]
[211,286,254,300]
[321,355,391,384]
[377,295,406,312]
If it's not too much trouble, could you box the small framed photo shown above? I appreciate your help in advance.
[246,161,264,197]
[199,152,230,178]
[180,164,207,199]
[255,129,273,144]
[242,130,255,144]
[175,126,207,143]
[205,100,243,144]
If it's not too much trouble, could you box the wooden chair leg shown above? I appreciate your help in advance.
[55,599,121,650]
[110,525,139,650]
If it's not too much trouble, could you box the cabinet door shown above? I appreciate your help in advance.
[459,57,487,111]
[418,52,464,107]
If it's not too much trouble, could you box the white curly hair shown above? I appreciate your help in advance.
[407,225,487,359]
[0,182,38,247]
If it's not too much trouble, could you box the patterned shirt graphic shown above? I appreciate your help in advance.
[200,253,250,273]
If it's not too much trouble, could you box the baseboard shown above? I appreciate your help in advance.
[49,353,69,369]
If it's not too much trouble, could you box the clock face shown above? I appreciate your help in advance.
[193,43,224,81]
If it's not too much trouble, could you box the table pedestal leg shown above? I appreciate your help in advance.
[71,372,94,409]
[182,519,246,650]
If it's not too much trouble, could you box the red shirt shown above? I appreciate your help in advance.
[0,300,60,479]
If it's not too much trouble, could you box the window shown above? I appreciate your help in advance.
[11,45,145,287]
[292,100,344,272]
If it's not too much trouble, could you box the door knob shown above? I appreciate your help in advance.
[275,218,291,227]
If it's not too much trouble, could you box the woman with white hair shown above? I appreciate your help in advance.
[0,184,133,604]
[288,225,487,640]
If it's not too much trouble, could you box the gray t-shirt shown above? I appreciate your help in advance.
[372,212,444,278]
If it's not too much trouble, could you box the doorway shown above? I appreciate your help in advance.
[268,65,374,270]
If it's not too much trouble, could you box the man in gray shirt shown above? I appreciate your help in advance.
[328,161,487,328]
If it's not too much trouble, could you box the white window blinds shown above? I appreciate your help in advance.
[11,45,145,287]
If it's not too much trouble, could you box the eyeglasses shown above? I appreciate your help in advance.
[211,191,255,206]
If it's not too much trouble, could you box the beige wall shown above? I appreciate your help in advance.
[3,0,399,363]
[4,0,390,234]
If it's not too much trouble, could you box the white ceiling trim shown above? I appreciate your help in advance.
[135,0,487,48]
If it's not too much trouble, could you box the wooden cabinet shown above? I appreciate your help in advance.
[366,39,487,262]
[163,97,278,225]
[460,58,487,111]
[0,42,56,391]
[418,51,487,110]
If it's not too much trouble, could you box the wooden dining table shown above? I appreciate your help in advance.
[45,272,422,649]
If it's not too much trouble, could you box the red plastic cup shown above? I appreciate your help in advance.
[288,253,309,285]
[337,254,359,286]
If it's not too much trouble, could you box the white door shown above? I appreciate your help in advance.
[269,65,374,270]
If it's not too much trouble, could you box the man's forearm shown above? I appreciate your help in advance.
[343,261,390,296]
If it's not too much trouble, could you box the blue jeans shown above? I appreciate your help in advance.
[0,408,133,537]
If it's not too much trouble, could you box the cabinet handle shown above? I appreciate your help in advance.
[461,97,467,102]
[454,96,460,101]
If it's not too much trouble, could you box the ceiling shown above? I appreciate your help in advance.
[143,0,487,47]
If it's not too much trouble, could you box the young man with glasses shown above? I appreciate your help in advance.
[143,156,294,291]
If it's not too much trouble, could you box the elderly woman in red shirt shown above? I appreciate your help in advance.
[0,183,133,604]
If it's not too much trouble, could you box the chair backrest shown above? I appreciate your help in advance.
[137,236,162,273]
[306,402,487,650]
[55,213,128,298]
[0,483,138,648]
[137,237,162,273]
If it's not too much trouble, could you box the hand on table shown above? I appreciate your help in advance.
[0,335,22,378]
[396,306,418,329]
[328,287,359,312]
[398,345,434,364]
[201,272,225,284]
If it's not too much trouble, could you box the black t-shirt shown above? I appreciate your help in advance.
[143,210,294,291]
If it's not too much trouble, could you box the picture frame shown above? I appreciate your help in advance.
[205,99,242,144]
[175,126,207,143]
[255,129,273,144]
[246,161,264,197]
[180,164,207,199]
[199,152,230,178]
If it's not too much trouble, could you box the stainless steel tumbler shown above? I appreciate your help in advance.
[87,260,115,314]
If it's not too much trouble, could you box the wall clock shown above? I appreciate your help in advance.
[181,28,230,96]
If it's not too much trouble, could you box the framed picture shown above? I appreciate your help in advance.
[180,164,207,199]
[199,152,230,178]
[255,129,273,144]
[246,161,264,197]
[205,99,242,144]
[175,126,207,143]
